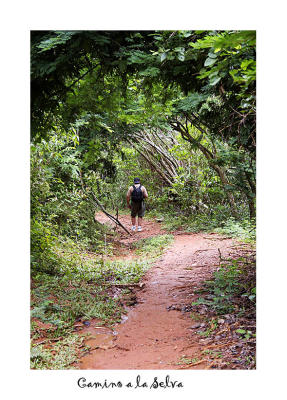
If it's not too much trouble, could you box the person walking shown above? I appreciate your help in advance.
[126,178,148,232]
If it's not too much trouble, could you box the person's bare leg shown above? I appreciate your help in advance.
[138,217,143,231]
[131,217,136,226]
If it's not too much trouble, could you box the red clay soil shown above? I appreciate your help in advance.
[77,213,236,370]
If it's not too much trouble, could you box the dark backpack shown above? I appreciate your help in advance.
[131,185,143,202]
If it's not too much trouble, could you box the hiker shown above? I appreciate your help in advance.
[126,178,148,232]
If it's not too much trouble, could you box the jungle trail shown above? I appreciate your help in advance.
[30,30,256,370]
[31,212,256,370]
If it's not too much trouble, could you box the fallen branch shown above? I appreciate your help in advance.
[218,248,229,263]
[194,249,216,253]
[179,359,206,368]
[215,328,230,336]
[236,249,255,253]
[115,345,130,351]
[205,361,218,369]
[103,283,145,288]
[203,237,232,240]
[170,285,193,291]
[202,341,238,351]
[79,171,131,236]
[229,244,249,248]
[34,337,64,345]
[90,189,132,236]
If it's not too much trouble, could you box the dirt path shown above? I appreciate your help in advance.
[77,213,236,369]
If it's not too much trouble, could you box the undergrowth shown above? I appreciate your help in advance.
[192,258,256,315]
[30,335,88,370]
[148,210,255,243]
[131,234,174,258]
[31,232,173,369]
[213,218,256,243]
[189,254,256,369]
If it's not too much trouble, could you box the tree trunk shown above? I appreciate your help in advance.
[127,139,174,186]
[245,171,256,219]
[247,196,256,220]
[211,164,239,219]
[170,119,239,218]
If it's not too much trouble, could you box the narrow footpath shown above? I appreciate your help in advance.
[77,214,235,369]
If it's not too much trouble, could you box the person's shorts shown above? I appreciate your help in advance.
[131,201,145,218]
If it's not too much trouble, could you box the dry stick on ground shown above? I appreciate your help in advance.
[90,189,132,236]
[218,248,222,266]
[203,341,238,351]
[103,283,145,288]
[34,337,64,345]
[184,265,218,269]
[179,359,207,368]
[217,248,230,263]
[229,244,250,248]
[79,171,131,236]
[170,285,194,291]
[203,236,232,240]
[194,249,217,253]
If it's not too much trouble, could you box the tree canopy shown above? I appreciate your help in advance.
[31,29,256,273]
[31,30,255,151]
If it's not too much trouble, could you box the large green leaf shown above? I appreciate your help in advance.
[160,52,167,62]
[204,57,217,67]
[209,76,221,86]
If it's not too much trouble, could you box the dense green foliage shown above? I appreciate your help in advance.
[192,258,256,315]
[30,232,173,369]
[30,30,256,369]
[31,30,256,223]
[30,29,256,271]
